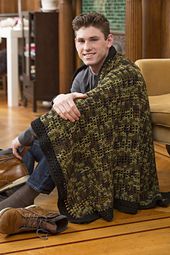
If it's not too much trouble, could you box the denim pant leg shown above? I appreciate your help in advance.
[22,140,55,194]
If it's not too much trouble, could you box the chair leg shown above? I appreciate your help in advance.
[166,145,170,155]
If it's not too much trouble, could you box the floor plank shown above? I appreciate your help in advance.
[0,217,169,254]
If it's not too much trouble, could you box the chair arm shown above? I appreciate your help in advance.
[135,59,170,96]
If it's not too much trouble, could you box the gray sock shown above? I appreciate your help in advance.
[0,184,39,211]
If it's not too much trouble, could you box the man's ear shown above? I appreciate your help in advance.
[107,33,114,47]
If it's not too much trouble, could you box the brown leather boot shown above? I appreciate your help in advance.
[0,148,29,192]
[0,205,68,235]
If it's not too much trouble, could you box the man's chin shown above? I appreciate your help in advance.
[83,59,95,66]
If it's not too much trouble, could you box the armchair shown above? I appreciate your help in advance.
[135,59,170,155]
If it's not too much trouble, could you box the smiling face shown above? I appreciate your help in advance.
[75,26,113,74]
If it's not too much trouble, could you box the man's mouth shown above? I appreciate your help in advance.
[83,53,95,58]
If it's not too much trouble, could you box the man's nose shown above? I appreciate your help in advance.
[83,41,91,50]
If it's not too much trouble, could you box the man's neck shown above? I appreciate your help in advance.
[89,56,107,75]
[89,66,99,75]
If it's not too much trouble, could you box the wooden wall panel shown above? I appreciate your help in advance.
[125,0,142,61]
[142,0,162,58]
[72,0,82,69]
[0,0,17,13]
[22,0,41,11]
[161,0,170,57]
[0,0,40,13]
[125,0,170,60]
[58,0,75,93]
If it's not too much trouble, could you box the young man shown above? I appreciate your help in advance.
[0,12,166,223]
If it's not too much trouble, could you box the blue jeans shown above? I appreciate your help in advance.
[22,140,55,194]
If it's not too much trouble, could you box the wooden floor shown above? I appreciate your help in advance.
[0,90,170,255]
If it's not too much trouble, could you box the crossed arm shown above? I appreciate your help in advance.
[11,92,87,159]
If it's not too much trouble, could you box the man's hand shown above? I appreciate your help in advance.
[52,92,87,122]
[11,137,22,160]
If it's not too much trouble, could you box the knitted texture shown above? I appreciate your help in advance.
[31,53,162,223]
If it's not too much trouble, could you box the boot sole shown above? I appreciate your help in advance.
[0,204,36,216]
[25,205,36,209]
[0,175,30,192]
[0,207,11,216]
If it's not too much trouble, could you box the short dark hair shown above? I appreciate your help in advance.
[72,12,110,39]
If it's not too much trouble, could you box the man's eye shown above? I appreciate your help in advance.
[77,40,84,43]
[90,38,99,41]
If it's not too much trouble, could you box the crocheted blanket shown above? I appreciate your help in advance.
[31,54,163,223]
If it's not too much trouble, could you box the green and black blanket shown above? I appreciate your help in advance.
[31,54,165,223]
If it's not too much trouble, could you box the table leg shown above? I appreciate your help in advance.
[6,33,19,107]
